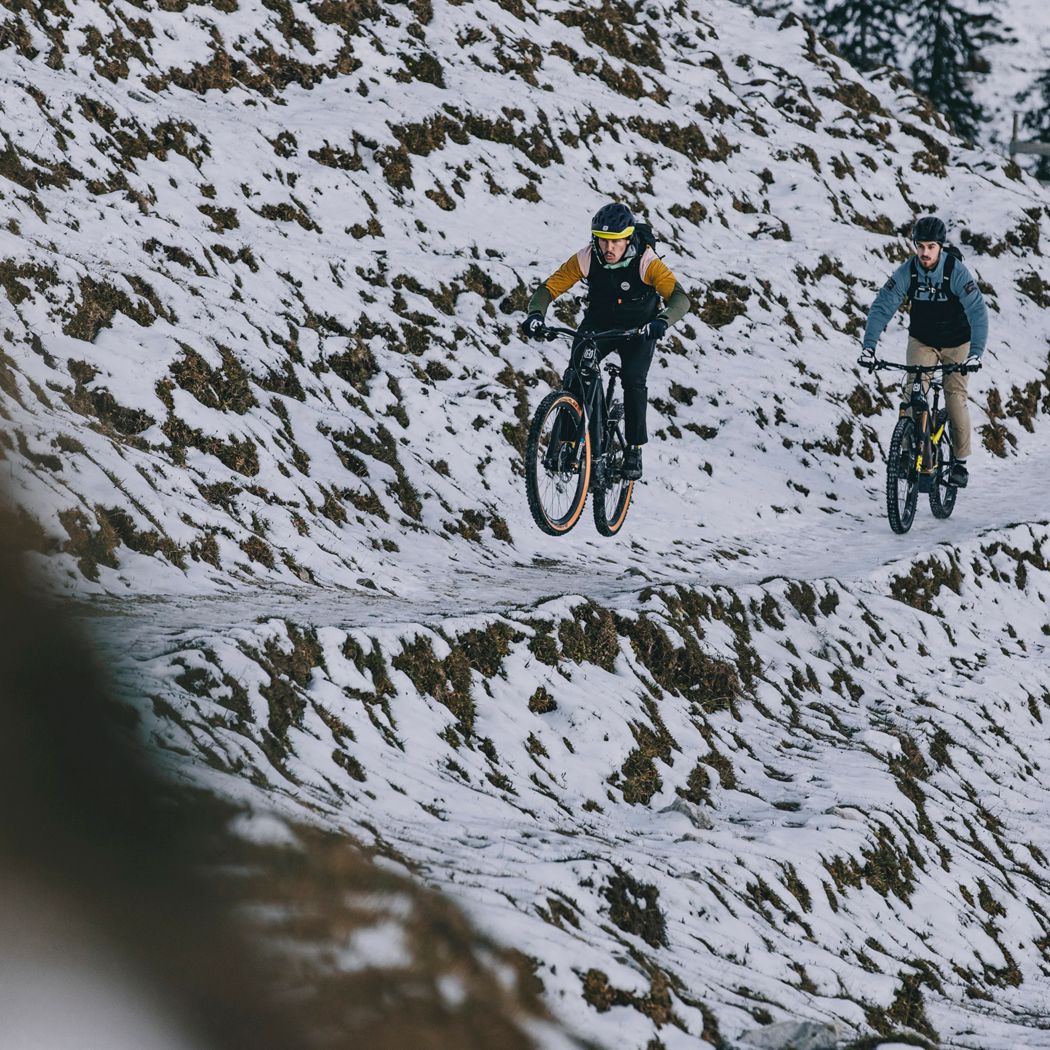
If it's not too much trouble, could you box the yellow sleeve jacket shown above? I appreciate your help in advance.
[527,244,690,325]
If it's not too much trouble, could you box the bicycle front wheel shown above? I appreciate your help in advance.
[929,428,957,519]
[593,431,634,537]
[525,390,591,536]
[886,416,919,534]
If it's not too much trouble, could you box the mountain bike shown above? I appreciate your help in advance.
[861,358,967,534]
[525,325,638,537]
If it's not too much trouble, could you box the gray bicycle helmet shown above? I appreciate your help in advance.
[912,216,947,244]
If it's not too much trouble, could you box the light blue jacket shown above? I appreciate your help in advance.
[863,252,988,357]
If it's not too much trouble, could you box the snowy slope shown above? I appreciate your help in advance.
[2,0,1050,599]
[101,521,1050,1049]
[5,0,1050,1047]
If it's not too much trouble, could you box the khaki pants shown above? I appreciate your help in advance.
[904,336,972,459]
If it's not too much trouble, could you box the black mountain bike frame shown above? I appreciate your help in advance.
[541,325,640,483]
[864,357,966,490]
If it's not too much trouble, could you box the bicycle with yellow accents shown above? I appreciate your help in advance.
[861,358,967,534]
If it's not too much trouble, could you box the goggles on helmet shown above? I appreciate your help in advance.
[591,224,635,240]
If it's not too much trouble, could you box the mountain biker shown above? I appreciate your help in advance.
[519,203,691,480]
[862,215,988,488]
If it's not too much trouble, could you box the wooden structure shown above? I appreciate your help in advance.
[1010,113,1050,158]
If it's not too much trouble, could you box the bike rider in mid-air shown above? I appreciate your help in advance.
[862,215,989,488]
[519,203,691,480]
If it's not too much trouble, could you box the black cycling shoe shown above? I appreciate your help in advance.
[622,446,642,480]
[948,462,969,488]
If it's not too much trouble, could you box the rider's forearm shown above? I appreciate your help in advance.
[863,263,909,347]
[863,291,900,348]
[951,263,988,355]
[659,282,690,326]
[964,302,988,356]
[527,284,553,316]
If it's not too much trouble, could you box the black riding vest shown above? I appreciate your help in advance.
[908,254,971,349]
[584,246,660,329]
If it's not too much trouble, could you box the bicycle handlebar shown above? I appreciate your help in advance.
[541,325,644,342]
[858,357,971,375]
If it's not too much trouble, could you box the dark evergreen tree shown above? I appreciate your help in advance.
[908,0,1004,143]
[1021,62,1050,181]
[811,0,903,73]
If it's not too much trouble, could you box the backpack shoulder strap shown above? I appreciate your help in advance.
[942,252,956,296]
[907,257,918,301]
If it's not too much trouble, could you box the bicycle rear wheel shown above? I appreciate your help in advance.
[525,390,591,536]
[886,416,919,534]
[593,431,634,537]
[929,429,957,519]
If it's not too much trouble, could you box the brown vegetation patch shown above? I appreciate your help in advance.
[581,967,684,1028]
[889,553,963,614]
[555,2,664,71]
[0,258,60,306]
[620,612,740,712]
[99,506,185,566]
[978,388,1016,458]
[393,108,563,168]
[699,279,750,329]
[63,275,161,342]
[159,398,261,477]
[527,686,556,714]
[604,868,667,947]
[247,623,324,766]
[58,506,120,581]
[171,344,257,414]
[325,423,422,520]
[1018,271,1050,308]
[392,634,476,736]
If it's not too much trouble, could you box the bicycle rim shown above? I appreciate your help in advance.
[886,416,919,534]
[525,391,591,535]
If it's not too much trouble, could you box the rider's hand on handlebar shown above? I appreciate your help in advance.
[859,345,876,372]
[961,355,982,374]
[641,318,668,341]
[520,312,545,341]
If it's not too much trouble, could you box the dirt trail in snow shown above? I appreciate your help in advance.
[78,433,1050,656]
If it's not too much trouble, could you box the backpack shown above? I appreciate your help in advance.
[633,223,658,252]
[907,243,961,301]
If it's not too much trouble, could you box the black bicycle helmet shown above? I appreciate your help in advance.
[591,202,635,239]
[912,216,947,244]
[591,203,635,267]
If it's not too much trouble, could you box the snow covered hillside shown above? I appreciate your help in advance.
[105,520,1050,1050]
[3,0,1050,596]
[5,0,1050,1046]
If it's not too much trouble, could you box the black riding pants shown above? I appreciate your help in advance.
[567,330,657,445]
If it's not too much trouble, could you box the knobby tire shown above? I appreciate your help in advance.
[593,429,634,537]
[886,416,919,534]
[525,390,591,536]
[929,428,957,519]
